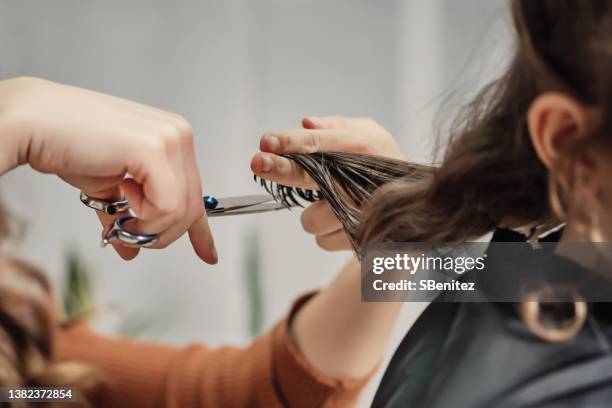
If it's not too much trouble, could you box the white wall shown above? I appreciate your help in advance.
[0,1,510,406]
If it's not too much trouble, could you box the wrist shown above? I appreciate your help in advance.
[0,77,39,175]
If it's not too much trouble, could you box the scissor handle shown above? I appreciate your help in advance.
[81,191,219,247]
[80,192,157,247]
[80,191,131,215]
[102,216,159,247]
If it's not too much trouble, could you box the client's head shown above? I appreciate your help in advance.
[257,1,612,342]
[262,0,612,248]
[360,0,612,245]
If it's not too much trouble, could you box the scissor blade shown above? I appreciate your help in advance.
[211,194,275,211]
[207,202,291,217]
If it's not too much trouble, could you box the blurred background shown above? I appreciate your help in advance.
[0,0,510,405]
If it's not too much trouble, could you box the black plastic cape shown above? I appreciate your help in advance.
[372,229,612,408]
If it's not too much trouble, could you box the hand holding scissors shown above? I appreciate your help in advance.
[80,192,293,248]
[0,77,216,263]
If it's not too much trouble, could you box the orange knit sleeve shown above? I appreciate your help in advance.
[54,293,372,408]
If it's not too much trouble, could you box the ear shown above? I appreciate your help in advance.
[527,92,590,169]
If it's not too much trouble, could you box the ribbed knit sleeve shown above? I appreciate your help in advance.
[54,293,372,408]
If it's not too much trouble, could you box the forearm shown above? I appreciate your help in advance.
[57,308,371,408]
[291,256,403,379]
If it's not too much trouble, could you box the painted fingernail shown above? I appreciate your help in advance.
[261,155,274,172]
[307,116,325,128]
[263,135,280,152]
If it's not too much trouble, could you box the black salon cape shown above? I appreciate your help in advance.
[372,229,612,408]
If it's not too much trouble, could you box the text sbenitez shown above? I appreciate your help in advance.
[372,279,475,291]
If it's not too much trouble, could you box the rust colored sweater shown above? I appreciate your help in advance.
[54,295,371,407]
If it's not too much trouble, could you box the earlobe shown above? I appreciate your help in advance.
[527,93,589,169]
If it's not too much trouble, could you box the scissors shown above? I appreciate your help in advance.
[80,191,293,248]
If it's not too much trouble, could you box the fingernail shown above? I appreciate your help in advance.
[261,155,273,172]
[263,135,280,152]
[307,116,325,128]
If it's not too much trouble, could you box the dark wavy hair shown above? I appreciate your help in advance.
[257,0,612,341]
[259,0,612,252]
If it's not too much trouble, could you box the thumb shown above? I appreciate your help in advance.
[120,178,144,217]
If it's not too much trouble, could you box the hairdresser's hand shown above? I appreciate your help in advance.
[251,116,403,251]
[0,77,216,263]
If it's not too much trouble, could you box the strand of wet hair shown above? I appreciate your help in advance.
[254,152,433,254]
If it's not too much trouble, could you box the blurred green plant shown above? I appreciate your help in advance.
[62,248,94,322]
[244,228,264,336]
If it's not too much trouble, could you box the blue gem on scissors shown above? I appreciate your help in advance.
[204,195,219,210]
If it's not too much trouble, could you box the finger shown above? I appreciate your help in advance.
[120,179,144,216]
[128,141,182,234]
[301,201,343,236]
[181,135,217,263]
[302,116,380,131]
[302,116,349,129]
[259,128,369,155]
[134,133,191,243]
[188,214,217,264]
[315,229,352,251]
[112,242,140,260]
[251,152,317,189]
[130,127,217,264]
[61,174,125,195]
